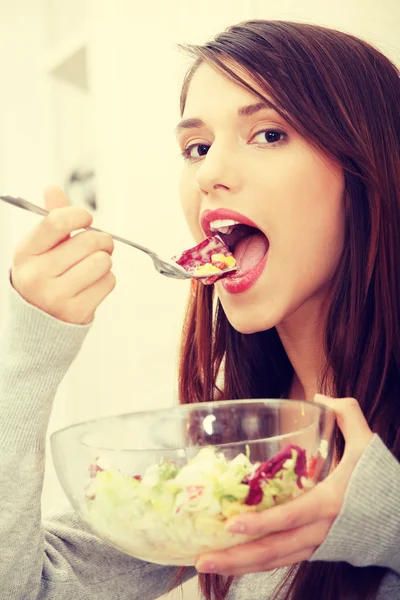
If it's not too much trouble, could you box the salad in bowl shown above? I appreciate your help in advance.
[51,399,335,565]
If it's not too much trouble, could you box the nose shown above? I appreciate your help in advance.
[196,143,241,196]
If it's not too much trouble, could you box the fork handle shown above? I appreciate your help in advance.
[89,226,154,255]
[0,195,154,257]
[0,195,49,217]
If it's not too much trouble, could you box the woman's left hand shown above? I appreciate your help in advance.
[195,395,374,576]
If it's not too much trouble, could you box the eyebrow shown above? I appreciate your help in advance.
[175,101,277,135]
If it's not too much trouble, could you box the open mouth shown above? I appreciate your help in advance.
[209,220,269,278]
[172,211,269,290]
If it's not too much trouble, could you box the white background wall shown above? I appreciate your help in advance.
[0,1,398,598]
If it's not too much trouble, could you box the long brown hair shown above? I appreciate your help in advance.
[176,20,400,600]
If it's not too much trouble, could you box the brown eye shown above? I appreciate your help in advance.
[252,129,287,145]
[182,143,210,160]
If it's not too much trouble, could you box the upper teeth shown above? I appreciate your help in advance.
[210,219,240,234]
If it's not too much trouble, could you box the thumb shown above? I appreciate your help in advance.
[43,185,70,211]
[314,394,373,455]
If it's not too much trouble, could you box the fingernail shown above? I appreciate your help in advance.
[196,561,216,573]
[227,521,248,534]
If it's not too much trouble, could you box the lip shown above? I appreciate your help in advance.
[200,208,262,237]
[221,252,268,294]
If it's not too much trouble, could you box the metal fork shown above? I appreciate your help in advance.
[0,195,236,281]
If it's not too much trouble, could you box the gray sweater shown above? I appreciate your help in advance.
[1,282,400,600]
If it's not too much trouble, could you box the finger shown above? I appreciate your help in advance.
[42,186,75,251]
[211,547,316,576]
[253,546,315,572]
[14,205,94,258]
[43,185,70,211]
[42,185,72,250]
[196,519,330,574]
[227,481,337,537]
[68,271,116,324]
[43,230,114,277]
[22,184,91,256]
[59,251,113,296]
[314,395,373,454]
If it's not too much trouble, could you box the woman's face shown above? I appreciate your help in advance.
[177,63,345,334]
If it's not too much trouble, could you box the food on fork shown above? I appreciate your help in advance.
[173,213,270,287]
[194,253,237,276]
[172,235,237,284]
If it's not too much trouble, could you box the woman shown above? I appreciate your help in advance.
[1,20,399,600]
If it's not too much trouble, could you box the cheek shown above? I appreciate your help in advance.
[277,179,346,293]
[273,153,345,253]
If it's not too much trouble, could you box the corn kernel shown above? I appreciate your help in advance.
[211,253,227,264]
[224,256,236,268]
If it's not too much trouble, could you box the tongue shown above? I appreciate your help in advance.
[233,232,269,275]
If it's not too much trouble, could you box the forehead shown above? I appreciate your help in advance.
[183,62,266,117]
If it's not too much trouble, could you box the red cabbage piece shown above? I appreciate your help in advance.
[88,458,104,478]
[243,444,307,506]
[172,235,236,285]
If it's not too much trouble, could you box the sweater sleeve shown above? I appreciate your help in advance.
[0,282,196,599]
[310,433,400,574]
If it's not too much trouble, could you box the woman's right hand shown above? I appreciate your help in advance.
[11,185,116,325]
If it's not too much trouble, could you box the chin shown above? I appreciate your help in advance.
[216,274,284,335]
[221,305,281,335]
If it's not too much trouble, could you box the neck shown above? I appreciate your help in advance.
[277,297,330,401]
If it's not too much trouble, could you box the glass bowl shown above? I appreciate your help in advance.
[51,399,335,566]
